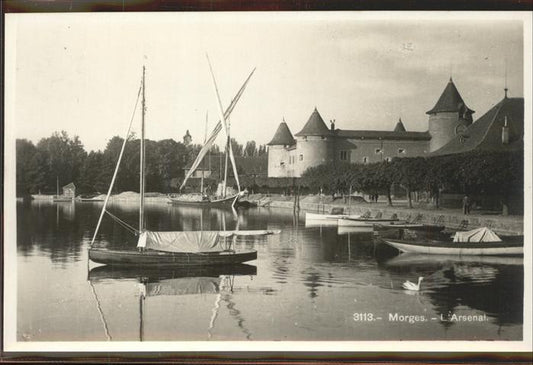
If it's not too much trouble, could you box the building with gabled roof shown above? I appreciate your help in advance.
[431,95,523,156]
[267,77,524,178]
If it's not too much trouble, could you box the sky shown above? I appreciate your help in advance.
[6,12,527,153]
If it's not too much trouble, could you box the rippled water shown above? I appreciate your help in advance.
[16,201,523,341]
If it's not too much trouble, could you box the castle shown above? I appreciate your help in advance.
[267,78,524,178]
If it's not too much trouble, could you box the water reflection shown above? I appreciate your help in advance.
[16,201,524,341]
[88,264,257,341]
[383,253,524,327]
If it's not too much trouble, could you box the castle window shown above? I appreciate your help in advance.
[398,148,406,154]
[362,157,368,164]
[299,154,303,161]
[375,148,382,154]
[340,150,348,161]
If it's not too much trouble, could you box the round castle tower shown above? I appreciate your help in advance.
[267,120,296,178]
[293,108,334,177]
[427,78,474,152]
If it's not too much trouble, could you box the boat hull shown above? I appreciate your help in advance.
[305,212,348,221]
[338,218,399,227]
[383,238,523,256]
[167,194,239,208]
[337,225,374,235]
[89,247,257,266]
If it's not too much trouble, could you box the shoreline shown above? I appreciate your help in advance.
[30,192,523,235]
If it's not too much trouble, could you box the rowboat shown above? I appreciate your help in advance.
[305,208,360,225]
[382,228,523,256]
[168,192,241,208]
[337,216,400,227]
[89,246,258,266]
[88,64,270,268]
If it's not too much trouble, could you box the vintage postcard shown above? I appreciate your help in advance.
[3,11,532,354]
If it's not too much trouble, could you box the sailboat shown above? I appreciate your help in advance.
[89,65,275,267]
[167,57,254,209]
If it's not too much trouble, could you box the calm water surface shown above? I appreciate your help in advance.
[16,201,523,341]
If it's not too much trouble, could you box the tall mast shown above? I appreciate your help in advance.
[201,111,208,195]
[139,65,146,232]
[223,139,229,198]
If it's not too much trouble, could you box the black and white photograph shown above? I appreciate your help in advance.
[3,10,532,353]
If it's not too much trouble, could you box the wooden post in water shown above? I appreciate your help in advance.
[139,65,146,232]
[348,184,352,215]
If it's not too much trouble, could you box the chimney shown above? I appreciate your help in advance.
[502,116,509,144]
[330,119,335,131]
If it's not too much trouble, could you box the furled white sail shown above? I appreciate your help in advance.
[137,229,279,253]
[137,231,225,253]
[453,227,502,243]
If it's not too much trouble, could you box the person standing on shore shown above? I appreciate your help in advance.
[463,195,471,215]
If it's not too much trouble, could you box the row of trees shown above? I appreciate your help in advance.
[16,131,266,196]
[300,150,523,214]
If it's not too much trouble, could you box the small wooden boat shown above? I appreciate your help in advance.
[383,229,523,256]
[167,193,241,208]
[89,247,257,267]
[305,207,360,224]
[337,216,400,227]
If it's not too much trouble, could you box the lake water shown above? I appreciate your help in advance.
[16,201,523,341]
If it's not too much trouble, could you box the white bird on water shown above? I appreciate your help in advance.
[402,277,424,291]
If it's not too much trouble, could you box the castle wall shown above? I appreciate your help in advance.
[342,139,429,164]
[428,111,468,152]
[268,145,296,177]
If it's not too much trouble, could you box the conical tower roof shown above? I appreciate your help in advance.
[294,108,332,137]
[393,118,406,132]
[426,78,474,115]
[267,121,296,146]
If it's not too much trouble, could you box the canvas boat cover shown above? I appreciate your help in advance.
[137,231,230,253]
[144,277,221,296]
[453,227,502,243]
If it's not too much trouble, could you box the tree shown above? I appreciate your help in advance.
[16,139,37,196]
[389,157,427,208]
[257,144,267,156]
[35,131,87,193]
[79,151,107,193]
[230,138,243,157]
[244,141,257,157]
